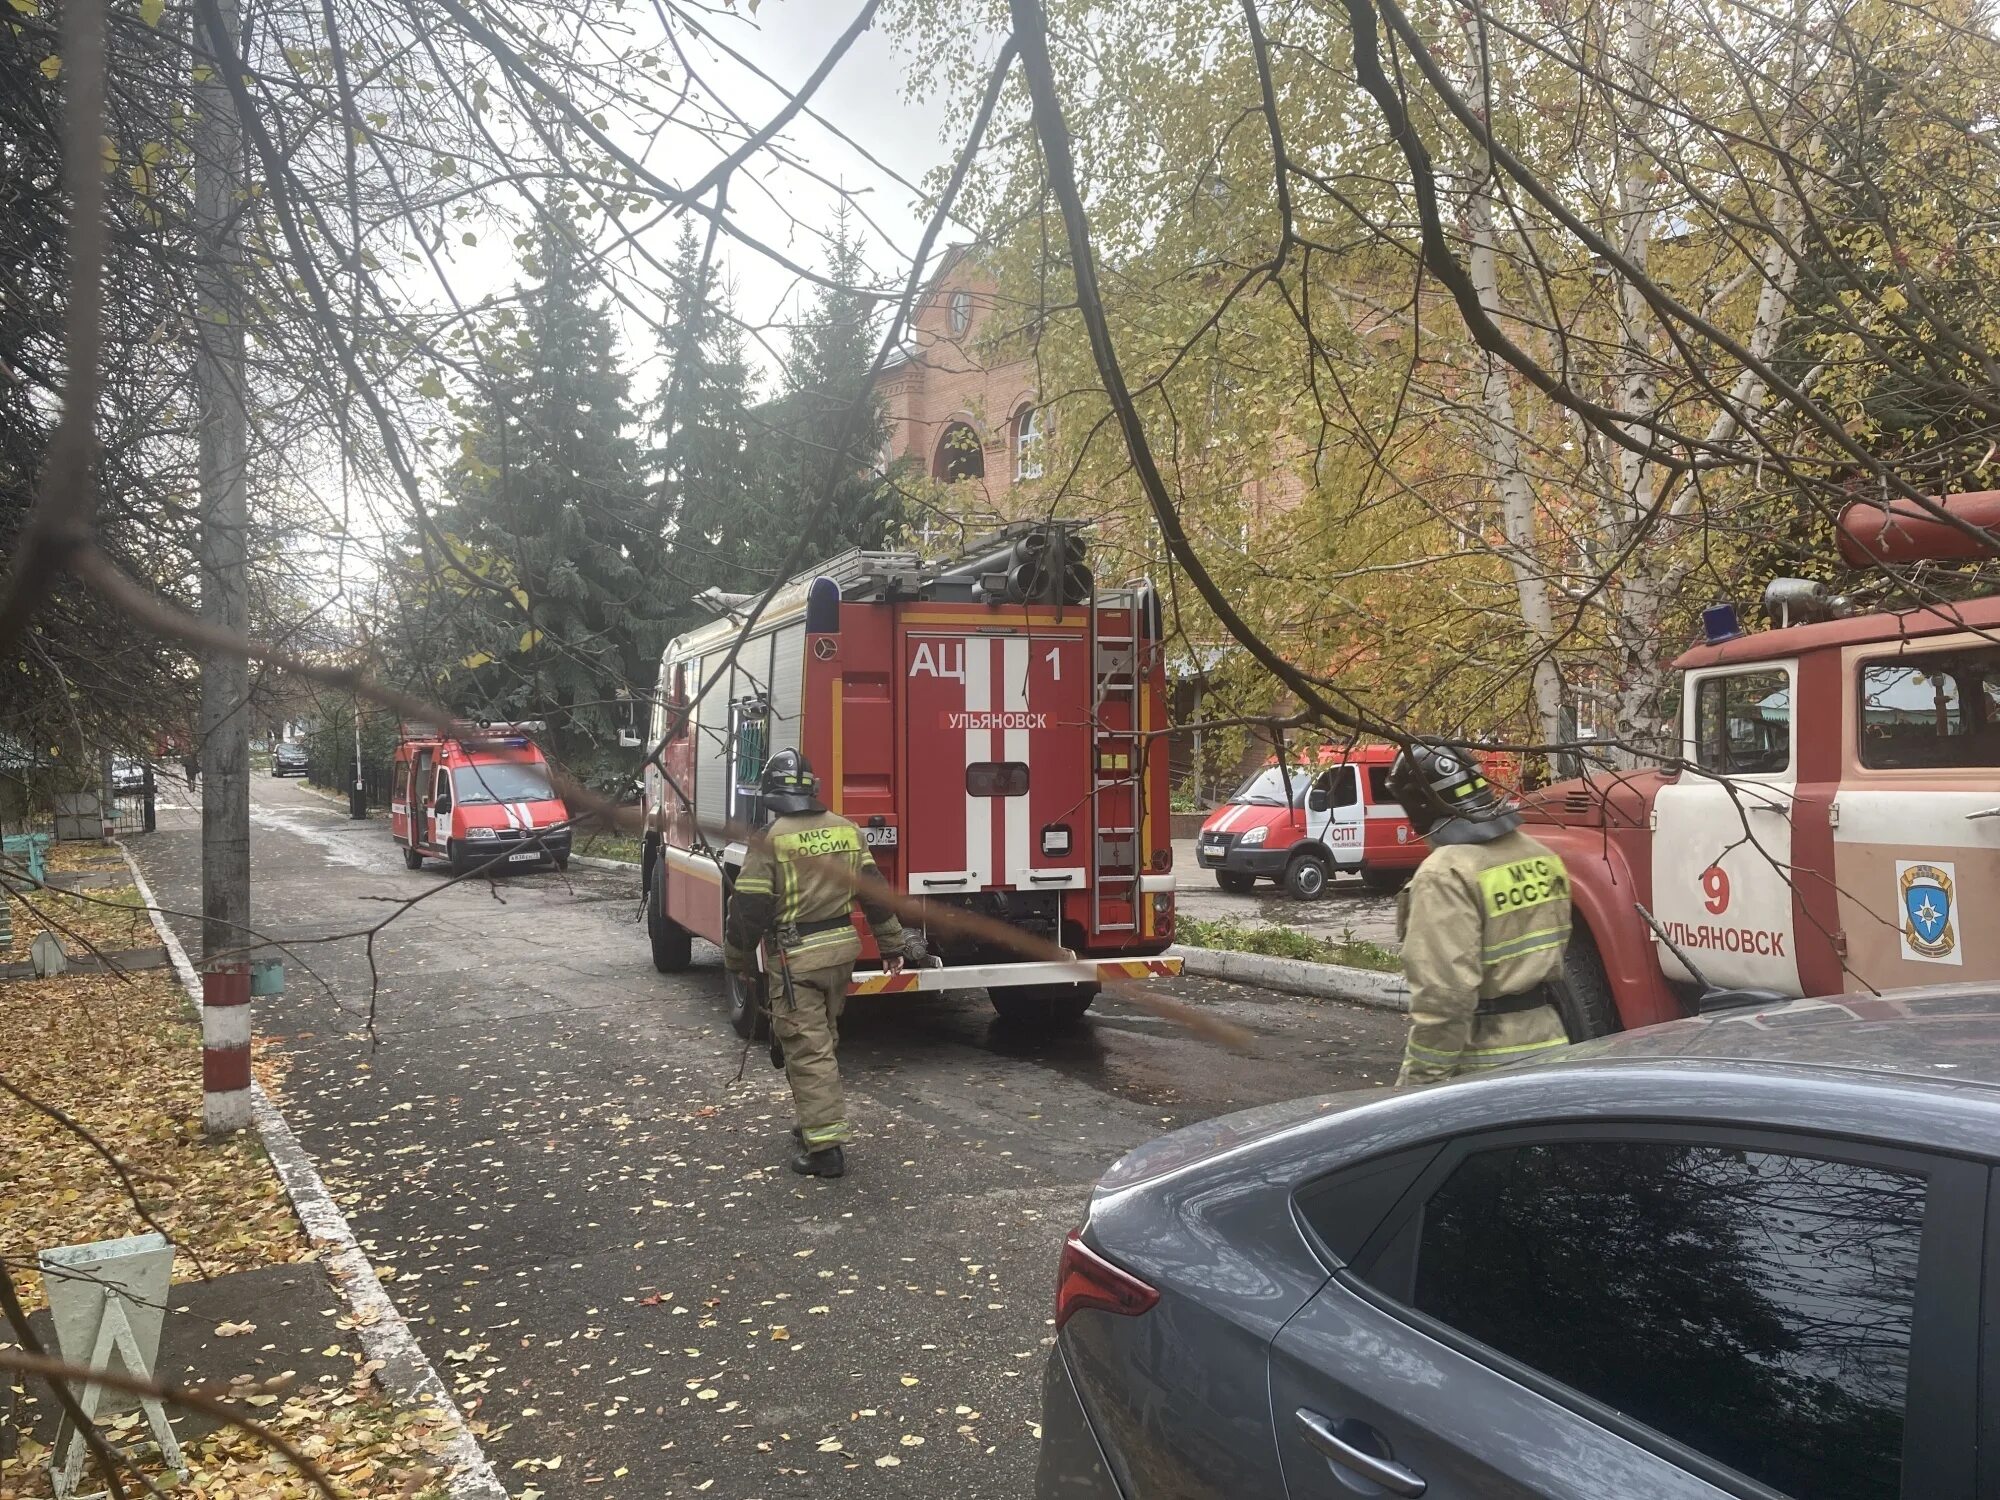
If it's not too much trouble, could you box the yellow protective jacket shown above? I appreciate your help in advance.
[724,810,904,974]
[1395,829,1572,1085]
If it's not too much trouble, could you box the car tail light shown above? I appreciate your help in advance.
[1055,1230,1159,1331]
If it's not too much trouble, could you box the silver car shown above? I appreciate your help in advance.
[1039,987,1994,1500]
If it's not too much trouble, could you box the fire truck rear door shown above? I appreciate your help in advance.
[902,630,1089,894]
[1650,663,1803,995]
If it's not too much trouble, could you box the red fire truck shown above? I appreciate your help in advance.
[392,722,572,874]
[1523,489,2000,1038]
[1194,744,1425,897]
[639,524,1182,1033]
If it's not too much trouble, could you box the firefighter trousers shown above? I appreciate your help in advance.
[773,955,853,1150]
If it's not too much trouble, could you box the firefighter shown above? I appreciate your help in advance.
[1384,743,1572,1085]
[724,749,907,1178]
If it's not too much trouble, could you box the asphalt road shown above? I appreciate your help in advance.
[133,776,1406,1497]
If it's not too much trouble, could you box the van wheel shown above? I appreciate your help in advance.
[1283,853,1329,900]
[646,855,694,973]
[402,847,424,871]
[447,841,468,877]
[728,969,769,1039]
[1361,867,1411,895]
[1216,871,1256,894]
[1558,922,1621,1040]
[991,983,1097,1028]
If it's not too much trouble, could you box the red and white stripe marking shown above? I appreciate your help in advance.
[963,636,992,887]
[847,955,1184,995]
[202,961,253,1134]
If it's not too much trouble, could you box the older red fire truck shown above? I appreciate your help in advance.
[1523,489,2000,1038]
[638,523,1182,1033]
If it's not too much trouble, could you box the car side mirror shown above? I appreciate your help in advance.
[434,793,452,813]
[1306,789,1330,812]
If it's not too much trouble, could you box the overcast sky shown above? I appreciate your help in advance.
[641,1,974,381]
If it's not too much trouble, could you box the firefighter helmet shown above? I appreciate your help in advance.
[760,748,823,816]
[1386,742,1519,846]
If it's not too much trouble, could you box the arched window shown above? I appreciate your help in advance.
[934,421,984,483]
[948,290,973,337]
[1012,405,1044,481]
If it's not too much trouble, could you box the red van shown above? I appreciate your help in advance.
[392,723,571,874]
[1194,744,1425,898]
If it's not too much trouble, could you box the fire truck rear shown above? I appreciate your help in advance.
[1521,489,2000,1038]
[639,523,1182,1033]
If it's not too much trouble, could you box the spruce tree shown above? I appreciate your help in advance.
[757,208,902,573]
[429,215,675,770]
[655,224,760,610]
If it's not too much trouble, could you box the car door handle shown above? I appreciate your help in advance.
[1294,1409,1427,1498]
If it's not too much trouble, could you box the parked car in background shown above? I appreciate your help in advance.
[270,743,309,778]
[110,758,146,794]
[1038,986,1994,1500]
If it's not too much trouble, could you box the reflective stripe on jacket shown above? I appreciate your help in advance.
[724,810,903,973]
[1395,830,1572,1085]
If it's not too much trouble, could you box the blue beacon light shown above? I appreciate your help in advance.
[1701,603,1743,644]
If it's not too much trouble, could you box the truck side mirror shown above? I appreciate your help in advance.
[1306,788,1330,812]
[434,791,451,813]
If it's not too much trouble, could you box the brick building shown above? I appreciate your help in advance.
[879,247,1047,524]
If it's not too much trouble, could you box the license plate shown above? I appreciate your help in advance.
[864,826,898,847]
[507,850,540,862]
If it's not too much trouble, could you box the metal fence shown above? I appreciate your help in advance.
[108,787,154,835]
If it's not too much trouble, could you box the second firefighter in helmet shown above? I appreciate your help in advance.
[724,750,906,1177]
[1384,743,1572,1085]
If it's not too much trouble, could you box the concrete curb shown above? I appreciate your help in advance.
[572,854,640,873]
[1171,942,1410,1011]
[115,840,508,1499]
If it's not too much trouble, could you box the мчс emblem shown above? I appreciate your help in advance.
[1897,860,1960,965]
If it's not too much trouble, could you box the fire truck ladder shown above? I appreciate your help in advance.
[1088,584,1149,935]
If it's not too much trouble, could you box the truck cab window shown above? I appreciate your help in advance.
[1694,669,1790,775]
[1859,648,2000,769]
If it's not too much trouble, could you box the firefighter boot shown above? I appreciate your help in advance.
[791,1143,845,1178]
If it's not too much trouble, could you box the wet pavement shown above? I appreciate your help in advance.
[130,777,1406,1497]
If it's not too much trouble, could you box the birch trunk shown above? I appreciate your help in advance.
[1464,37,1567,751]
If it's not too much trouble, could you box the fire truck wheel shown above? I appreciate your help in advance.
[1557,921,1620,1041]
[446,841,468,877]
[1215,871,1257,894]
[402,846,424,871]
[990,983,1096,1028]
[728,969,770,1039]
[647,875,694,972]
[1283,853,1329,900]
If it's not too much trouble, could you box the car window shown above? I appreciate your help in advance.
[1694,668,1791,775]
[1859,647,2000,769]
[1323,767,1359,809]
[1365,765,1393,805]
[1364,1139,1924,1500]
